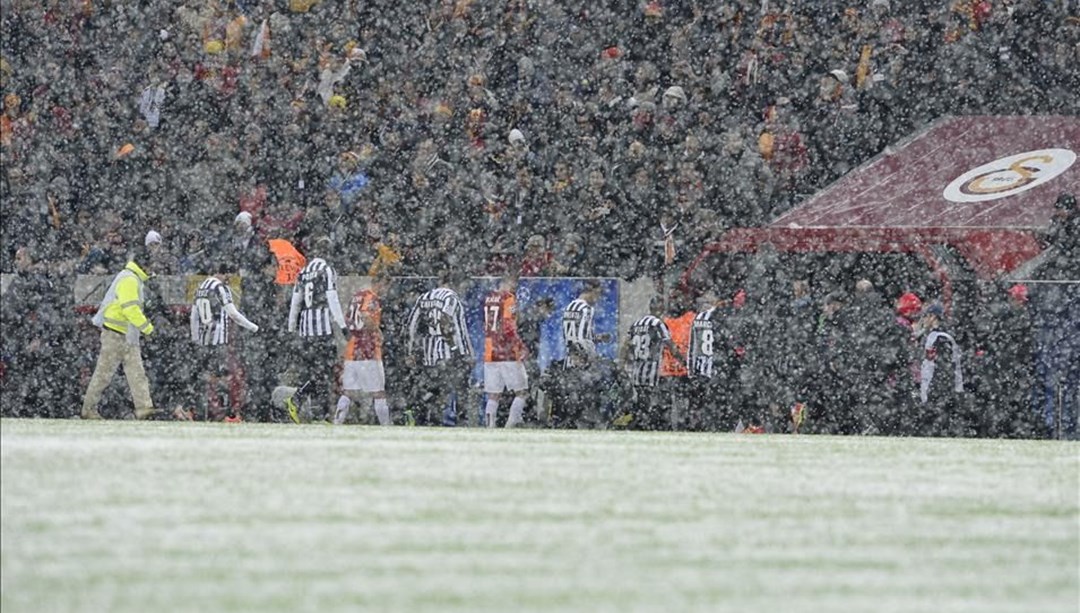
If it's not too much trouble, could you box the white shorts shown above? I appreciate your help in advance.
[484,361,529,394]
[342,360,385,393]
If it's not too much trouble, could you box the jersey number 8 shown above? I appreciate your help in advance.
[699,329,714,357]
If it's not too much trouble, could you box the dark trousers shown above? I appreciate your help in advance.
[628,384,666,430]
[294,335,339,421]
[415,358,472,426]
[687,376,736,432]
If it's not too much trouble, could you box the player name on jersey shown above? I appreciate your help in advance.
[289,258,346,338]
[628,315,670,387]
[562,298,596,366]
[192,277,234,346]
[483,290,526,362]
[409,287,472,367]
[688,307,720,379]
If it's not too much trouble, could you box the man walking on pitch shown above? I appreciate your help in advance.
[621,297,683,430]
[482,272,529,428]
[334,273,392,425]
[81,236,160,419]
[286,237,347,422]
[916,302,966,436]
[555,280,614,427]
[189,266,259,421]
[561,280,608,367]
[407,269,473,426]
[687,290,736,431]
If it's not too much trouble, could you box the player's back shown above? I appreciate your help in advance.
[345,289,382,361]
[192,277,232,346]
[295,258,336,337]
[562,298,594,346]
[413,288,453,338]
[410,287,471,365]
[483,290,524,362]
[627,315,669,387]
[688,307,718,379]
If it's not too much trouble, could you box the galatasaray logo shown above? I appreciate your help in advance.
[943,148,1076,203]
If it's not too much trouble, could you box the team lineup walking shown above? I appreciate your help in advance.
[69,231,1014,436]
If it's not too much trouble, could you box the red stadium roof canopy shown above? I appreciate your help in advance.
[692,115,1080,279]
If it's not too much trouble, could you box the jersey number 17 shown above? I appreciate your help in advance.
[484,305,501,332]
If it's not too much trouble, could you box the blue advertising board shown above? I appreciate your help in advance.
[462,277,620,381]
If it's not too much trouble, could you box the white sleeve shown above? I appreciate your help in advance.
[217,283,234,306]
[441,293,457,316]
[287,283,301,333]
[658,321,672,342]
[225,302,258,332]
[325,267,347,329]
[190,303,200,343]
[406,299,421,352]
[327,289,347,329]
[458,302,473,355]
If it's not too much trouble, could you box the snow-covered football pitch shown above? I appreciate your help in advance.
[1,419,1077,613]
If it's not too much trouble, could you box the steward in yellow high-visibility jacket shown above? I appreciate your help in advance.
[93,261,154,339]
[82,257,159,419]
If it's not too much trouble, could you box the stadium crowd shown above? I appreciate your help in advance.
[1,1,1077,435]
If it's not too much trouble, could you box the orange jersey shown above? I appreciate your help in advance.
[344,289,382,361]
[483,290,526,362]
[660,311,695,377]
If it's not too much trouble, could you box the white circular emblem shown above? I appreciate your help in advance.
[943,148,1076,203]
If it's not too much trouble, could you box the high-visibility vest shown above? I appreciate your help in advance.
[660,311,695,377]
[92,260,154,342]
[268,239,306,285]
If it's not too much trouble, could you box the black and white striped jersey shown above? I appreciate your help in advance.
[191,277,234,346]
[407,287,473,366]
[191,276,258,347]
[688,307,723,379]
[627,315,671,387]
[562,298,596,365]
[288,258,346,338]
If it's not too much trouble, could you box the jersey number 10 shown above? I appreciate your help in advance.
[195,297,214,325]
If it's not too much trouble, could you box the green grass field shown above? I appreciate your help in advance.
[1,419,1077,613]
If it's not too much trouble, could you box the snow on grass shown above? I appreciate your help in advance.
[1,419,1077,613]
